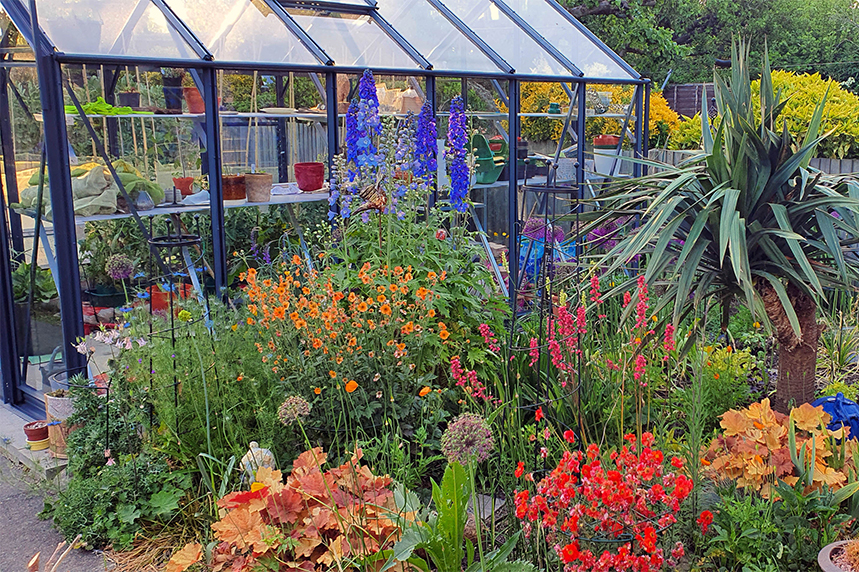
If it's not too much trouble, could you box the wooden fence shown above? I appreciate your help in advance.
[647,149,859,175]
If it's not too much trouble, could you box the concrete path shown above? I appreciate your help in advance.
[0,454,109,572]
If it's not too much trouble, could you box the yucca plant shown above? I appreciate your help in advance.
[575,40,859,410]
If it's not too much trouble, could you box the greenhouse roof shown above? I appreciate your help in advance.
[1,0,640,81]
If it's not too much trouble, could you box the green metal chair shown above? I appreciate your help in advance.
[471,133,507,184]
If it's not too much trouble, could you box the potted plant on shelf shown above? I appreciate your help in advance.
[222,171,246,200]
[244,169,272,202]
[161,68,185,112]
[182,74,205,114]
[117,87,140,109]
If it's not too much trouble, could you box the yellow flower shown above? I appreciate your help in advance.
[753,321,761,329]
[178,310,192,322]
[250,481,266,492]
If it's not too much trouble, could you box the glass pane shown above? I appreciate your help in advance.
[164,0,321,65]
[24,0,199,59]
[502,0,635,79]
[289,9,418,69]
[440,0,569,76]
[374,0,501,73]
[0,10,34,61]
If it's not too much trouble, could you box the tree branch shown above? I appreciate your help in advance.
[566,0,656,19]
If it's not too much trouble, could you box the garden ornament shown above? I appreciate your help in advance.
[241,441,275,484]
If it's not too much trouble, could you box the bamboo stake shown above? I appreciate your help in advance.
[126,66,140,171]
[83,64,96,157]
[136,66,150,179]
[245,71,257,170]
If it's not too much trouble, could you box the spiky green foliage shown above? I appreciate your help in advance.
[574,40,859,336]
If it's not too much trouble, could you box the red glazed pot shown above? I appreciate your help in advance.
[172,176,194,196]
[24,420,49,442]
[294,162,325,191]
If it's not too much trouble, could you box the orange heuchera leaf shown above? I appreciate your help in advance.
[165,543,202,572]
[254,466,285,493]
[212,506,266,551]
[791,402,829,432]
[720,409,752,436]
[265,487,304,525]
[292,447,327,476]
[218,486,269,510]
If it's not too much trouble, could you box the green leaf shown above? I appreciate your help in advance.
[148,489,181,518]
[833,481,859,505]
[116,503,141,525]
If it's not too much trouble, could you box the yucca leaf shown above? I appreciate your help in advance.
[719,188,742,264]
[755,270,802,338]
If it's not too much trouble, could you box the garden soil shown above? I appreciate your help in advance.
[0,454,109,571]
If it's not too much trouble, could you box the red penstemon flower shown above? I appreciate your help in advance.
[514,432,691,572]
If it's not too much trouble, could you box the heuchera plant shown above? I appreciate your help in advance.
[703,399,855,497]
[166,448,406,572]
[514,432,692,572]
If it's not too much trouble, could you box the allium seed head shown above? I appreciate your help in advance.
[441,413,494,466]
[278,395,311,426]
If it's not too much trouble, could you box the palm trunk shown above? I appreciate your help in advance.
[758,281,821,412]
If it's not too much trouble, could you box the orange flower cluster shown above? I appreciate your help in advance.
[241,260,444,392]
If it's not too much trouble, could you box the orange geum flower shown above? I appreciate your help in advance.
[419,386,431,397]
[247,317,255,325]
[348,292,357,302]
[377,294,387,303]
[402,322,415,334]
[335,356,344,364]
[312,338,323,349]
[440,330,450,340]
[438,322,447,330]
[357,302,369,312]
[380,304,392,316]
[394,266,404,275]
[314,387,322,394]
[292,255,302,265]
[427,309,436,317]
[329,370,337,378]
[396,343,406,351]
[345,380,358,393]
[389,284,398,292]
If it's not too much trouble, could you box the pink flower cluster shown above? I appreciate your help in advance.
[451,355,499,405]
[479,323,501,353]
[589,276,607,319]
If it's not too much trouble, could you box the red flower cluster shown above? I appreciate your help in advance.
[589,275,607,319]
[697,510,713,534]
[451,355,499,405]
[514,432,692,572]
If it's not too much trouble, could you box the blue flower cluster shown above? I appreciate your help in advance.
[446,96,469,213]
[351,70,381,170]
[414,101,437,183]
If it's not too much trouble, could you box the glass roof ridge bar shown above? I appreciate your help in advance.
[150,0,212,60]
[424,0,513,74]
[542,0,640,79]
[488,0,582,77]
[369,11,432,69]
[262,0,334,65]
[279,0,376,14]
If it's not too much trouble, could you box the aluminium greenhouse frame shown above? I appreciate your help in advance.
[0,0,650,413]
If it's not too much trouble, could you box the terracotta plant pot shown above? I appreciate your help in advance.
[222,175,246,200]
[147,283,194,313]
[172,176,195,196]
[245,172,272,203]
[23,420,48,442]
[183,86,205,113]
[294,162,325,192]
[593,134,621,147]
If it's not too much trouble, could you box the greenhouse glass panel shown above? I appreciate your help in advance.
[374,0,502,74]
[288,9,417,69]
[439,0,569,76]
[23,0,198,59]
[502,0,635,79]
[164,0,321,65]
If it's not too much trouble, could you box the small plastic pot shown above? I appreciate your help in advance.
[294,162,325,191]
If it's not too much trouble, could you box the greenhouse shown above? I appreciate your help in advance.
[0,0,649,414]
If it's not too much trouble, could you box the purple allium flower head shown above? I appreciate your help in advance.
[445,96,469,213]
[441,412,495,466]
[106,254,134,281]
[588,219,620,250]
[522,217,549,241]
[278,395,311,426]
